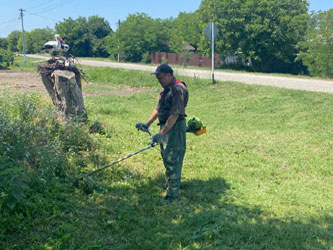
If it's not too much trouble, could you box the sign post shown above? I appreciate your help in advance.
[204,21,219,84]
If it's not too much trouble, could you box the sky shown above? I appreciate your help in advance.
[0,0,332,38]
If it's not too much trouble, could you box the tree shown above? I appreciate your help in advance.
[30,28,54,53]
[87,16,113,57]
[56,17,91,56]
[55,16,112,57]
[0,38,8,50]
[7,30,21,52]
[17,28,54,54]
[297,9,333,78]
[198,0,309,73]
[169,12,201,53]
[105,13,171,62]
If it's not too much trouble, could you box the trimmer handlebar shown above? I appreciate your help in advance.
[136,123,159,147]
[135,123,152,136]
[144,128,152,137]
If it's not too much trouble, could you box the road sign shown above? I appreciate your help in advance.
[204,21,219,41]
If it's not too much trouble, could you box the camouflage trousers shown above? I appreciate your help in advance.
[160,119,186,198]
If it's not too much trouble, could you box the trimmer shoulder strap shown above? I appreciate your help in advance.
[174,80,187,88]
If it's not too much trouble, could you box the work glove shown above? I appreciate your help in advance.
[136,122,149,132]
[151,133,163,145]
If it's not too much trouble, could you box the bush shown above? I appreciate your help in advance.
[141,52,151,64]
[0,94,97,234]
[0,48,14,68]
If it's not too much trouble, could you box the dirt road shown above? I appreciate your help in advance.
[27,55,333,94]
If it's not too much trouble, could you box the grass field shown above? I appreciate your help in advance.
[1,57,332,249]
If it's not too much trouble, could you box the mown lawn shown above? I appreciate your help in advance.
[1,58,332,249]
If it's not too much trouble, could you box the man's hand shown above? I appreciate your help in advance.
[151,133,163,145]
[136,123,149,132]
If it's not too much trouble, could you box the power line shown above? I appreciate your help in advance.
[0,20,20,35]
[26,0,55,10]
[24,0,76,26]
[28,0,76,15]
[0,17,19,26]
[25,10,59,23]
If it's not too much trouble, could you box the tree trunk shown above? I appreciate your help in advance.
[39,68,87,121]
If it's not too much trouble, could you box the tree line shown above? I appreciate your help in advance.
[0,0,332,77]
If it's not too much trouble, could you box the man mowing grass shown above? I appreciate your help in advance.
[137,64,189,204]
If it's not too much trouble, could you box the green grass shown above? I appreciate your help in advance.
[1,58,332,249]
[9,56,44,71]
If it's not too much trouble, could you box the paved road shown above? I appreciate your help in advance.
[28,54,333,94]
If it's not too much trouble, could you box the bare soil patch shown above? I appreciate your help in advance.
[0,70,47,95]
[0,70,156,97]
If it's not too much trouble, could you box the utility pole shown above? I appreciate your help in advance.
[19,8,26,63]
[117,19,121,62]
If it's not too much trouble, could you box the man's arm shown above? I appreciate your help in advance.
[160,114,179,136]
[146,108,159,126]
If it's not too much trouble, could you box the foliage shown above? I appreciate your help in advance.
[55,16,113,57]
[297,9,333,78]
[198,0,309,73]
[182,51,191,67]
[0,48,14,68]
[87,16,113,57]
[169,12,201,53]
[105,13,171,62]
[0,94,100,236]
[17,28,54,54]
[0,38,8,50]
[141,52,151,64]
[7,30,21,52]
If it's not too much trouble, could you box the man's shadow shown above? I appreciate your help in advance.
[70,168,332,250]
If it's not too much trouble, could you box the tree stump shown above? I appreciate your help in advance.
[38,58,87,121]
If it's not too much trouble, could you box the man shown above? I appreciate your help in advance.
[137,64,189,204]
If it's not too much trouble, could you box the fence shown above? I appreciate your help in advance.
[149,52,222,68]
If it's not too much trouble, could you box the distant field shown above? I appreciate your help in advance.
[1,57,332,249]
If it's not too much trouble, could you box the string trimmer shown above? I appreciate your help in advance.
[75,117,206,193]
[74,127,156,193]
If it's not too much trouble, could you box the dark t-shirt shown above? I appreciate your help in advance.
[156,78,189,123]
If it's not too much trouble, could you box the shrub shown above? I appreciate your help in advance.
[141,52,151,64]
[0,94,97,234]
[0,48,14,68]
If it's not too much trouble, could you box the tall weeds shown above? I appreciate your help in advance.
[0,94,97,235]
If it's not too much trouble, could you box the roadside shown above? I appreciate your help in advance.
[0,70,155,97]
[27,54,333,93]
